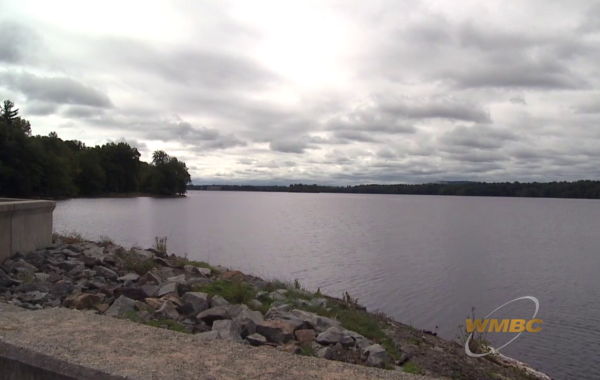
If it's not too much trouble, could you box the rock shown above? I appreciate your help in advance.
[47,272,62,283]
[184,278,211,287]
[95,303,110,313]
[212,320,242,342]
[118,273,140,282]
[94,266,118,280]
[339,335,354,347]
[316,327,353,346]
[141,284,159,298]
[247,299,262,310]
[295,329,316,344]
[137,310,152,323]
[67,265,86,278]
[256,291,268,299]
[231,304,264,338]
[196,306,230,325]
[268,290,287,301]
[13,259,38,273]
[0,268,19,287]
[196,330,221,340]
[317,346,334,360]
[62,249,81,258]
[167,274,186,284]
[145,298,164,310]
[362,344,389,368]
[256,320,295,344]
[59,260,84,272]
[210,295,230,308]
[79,256,100,268]
[184,265,197,274]
[160,293,183,306]
[34,273,50,282]
[153,257,173,268]
[265,309,305,330]
[114,287,148,301]
[246,333,268,346]
[49,281,73,299]
[105,295,136,317]
[181,292,209,314]
[157,282,178,297]
[139,271,161,286]
[24,251,47,267]
[64,244,82,253]
[197,268,211,277]
[63,293,104,310]
[310,298,328,308]
[280,343,302,355]
[219,270,245,281]
[20,291,48,304]
[155,301,181,320]
[291,309,341,333]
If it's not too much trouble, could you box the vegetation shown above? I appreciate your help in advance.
[153,236,168,253]
[115,249,158,275]
[0,100,191,199]
[98,235,114,245]
[146,319,188,333]
[189,180,600,200]
[402,362,423,374]
[456,307,492,356]
[52,230,86,244]
[194,279,256,304]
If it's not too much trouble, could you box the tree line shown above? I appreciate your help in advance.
[189,181,600,199]
[0,100,191,199]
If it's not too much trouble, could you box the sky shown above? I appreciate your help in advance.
[1,0,600,185]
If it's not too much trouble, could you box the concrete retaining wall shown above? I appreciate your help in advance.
[0,199,56,263]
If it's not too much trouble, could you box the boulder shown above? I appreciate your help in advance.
[94,266,118,281]
[145,298,164,310]
[280,343,302,355]
[118,273,140,282]
[247,299,262,310]
[245,333,267,346]
[114,287,148,301]
[317,346,334,360]
[295,329,316,344]
[160,293,182,306]
[256,320,295,344]
[34,273,50,282]
[24,251,47,268]
[362,344,389,368]
[0,268,19,287]
[105,295,136,317]
[212,320,242,342]
[196,330,221,340]
[184,265,198,274]
[14,259,38,273]
[141,284,159,298]
[59,260,85,272]
[196,306,230,325]
[181,292,209,314]
[63,293,104,310]
[268,290,287,301]
[219,270,245,281]
[137,310,152,323]
[95,303,110,313]
[197,268,211,277]
[265,309,305,330]
[310,298,328,308]
[167,274,187,284]
[79,256,100,268]
[210,295,230,308]
[291,309,341,333]
[230,304,264,338]
[49,281,73,299]
[139,272,161,286]
[155,301,181,321]
[62,249,81,258]
[316,327,353,346]
[157,282,178,297]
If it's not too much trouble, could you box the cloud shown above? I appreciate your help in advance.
[270,139,311,153]
[0,22,41,65]
[0,71,113,107]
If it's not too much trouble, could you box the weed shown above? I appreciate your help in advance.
[293,278,301,289]
[52,230,85,244]
[315,287,322,297]
[402,362,422,374]
[147,319,188,333]
[456,307,492,356]
[342,291,360,309]
[300,345,314,356]
[194,279,256,304]
[153,236,167,253]
[116,249,158,275]
[98,235,114,245]
[123,310,140,323]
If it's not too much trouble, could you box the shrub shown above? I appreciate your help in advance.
[52,230,85,244]
[153,236,167,253]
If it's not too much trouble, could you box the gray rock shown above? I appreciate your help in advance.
[231,304,264,338]
[181,292,209,314]
[167,274,186,284]
[197,268,211,277]
[155,301,181,321]
[141,284,159,298]
[62,249,81,258]
[245,333,267,346]
[212,320,242,342]
[291,309,341,333]
[246,299,263,310]
[317,346,334,360]
[34,273,50,282]
[139,271,161,285]
[67,265,86,278]
[268,290,287,301]
[361,344,389,368]
[157,282,178,297]
[59,260,84,272]
[310,298,328,308]
[255,291,268,299]
[0,268,19,287]
[24,251,47,267]
[118,273,140,282]
[270,302,292,312]
[105,295,136,317]
[184,278,211,287]
[256,320,295,344]
[339,334,355,347]
[137,310,152,323]
[94,266,118,280]
[265,309,305,330]
[196,330,221,340]
[79,256,100,268]
[14,259,38,273]
[196,306,230,324]
[316,327,349,345]
[210,295,230,308]
[49,281,73,298]
[183,265,197,274]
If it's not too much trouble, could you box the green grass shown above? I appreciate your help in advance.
[116,249,158,275]
[402,362,422,374]
[147,319,188,333]
[124,310,141,323]
[286,289,313,301]
[194,279,256,304]
[300,344,314,356]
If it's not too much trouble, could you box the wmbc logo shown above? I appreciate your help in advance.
[464,296,543,357]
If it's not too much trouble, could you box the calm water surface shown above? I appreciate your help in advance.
[54,191,600,379]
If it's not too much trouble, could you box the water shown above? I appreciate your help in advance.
[54,191,600,379]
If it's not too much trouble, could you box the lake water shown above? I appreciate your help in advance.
[54,191,600,379]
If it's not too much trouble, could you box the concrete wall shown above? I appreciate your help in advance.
[0,199,56,263]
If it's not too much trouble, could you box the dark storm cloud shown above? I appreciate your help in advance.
[0,22,40,64]
[0,71,113,107]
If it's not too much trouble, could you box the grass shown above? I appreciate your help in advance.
[153,236,167,253]
[402,362,423,374]
[115,249,158,275]
[147,319,188,333]
[193,279,256,304]
[300,344,315,356]
[52,230,86,244]
[124,310,141,323]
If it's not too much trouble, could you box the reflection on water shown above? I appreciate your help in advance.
[54,191,600,379]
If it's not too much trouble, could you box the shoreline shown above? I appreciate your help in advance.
[0,235,553,379]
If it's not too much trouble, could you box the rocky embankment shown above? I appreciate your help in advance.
[0,238,552,379]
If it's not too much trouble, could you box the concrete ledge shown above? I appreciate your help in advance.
[0,199,56,263]
[0,303,430,380]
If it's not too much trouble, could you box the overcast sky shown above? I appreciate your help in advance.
[1,0,600,185]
